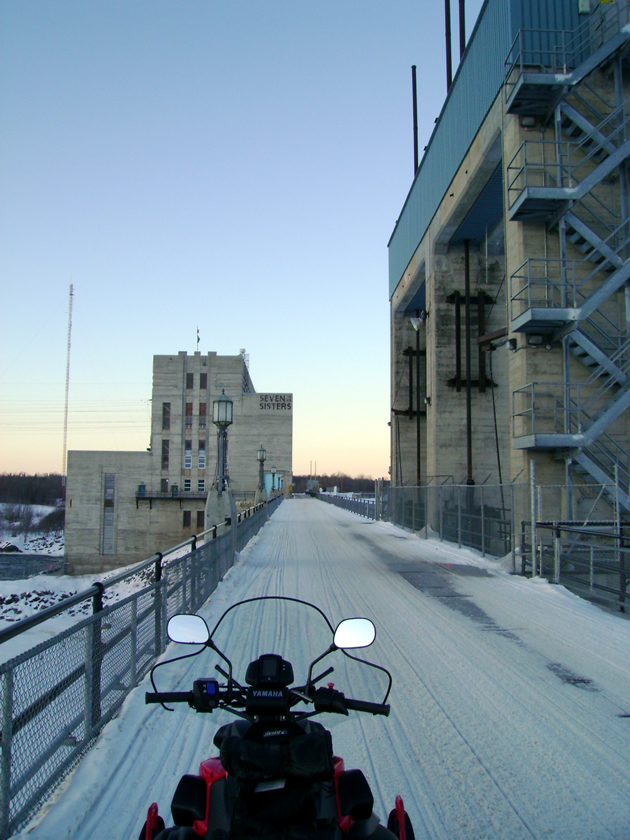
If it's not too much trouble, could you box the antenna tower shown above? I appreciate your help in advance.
[62,284,74,500]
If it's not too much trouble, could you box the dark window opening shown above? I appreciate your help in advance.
[186,373,194,390]
[183,510,192,528]
[197,510,205,529]
[161,478,169,493]
[162,440,169,470]
[200,373,207,389]
[162,402,171,430]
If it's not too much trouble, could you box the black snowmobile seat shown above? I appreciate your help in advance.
[219,721,334,782]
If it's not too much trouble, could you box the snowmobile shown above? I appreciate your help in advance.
[140,596,414,840]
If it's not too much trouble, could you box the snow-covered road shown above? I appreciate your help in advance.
[18,498,630,839]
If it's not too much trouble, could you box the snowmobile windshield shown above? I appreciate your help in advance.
[207,596,390,705]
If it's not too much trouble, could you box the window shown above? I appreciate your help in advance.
[102,474,115,555]
[186,373,194,390]
[185,402,193,429]
[161,478,169,493]
[184,479,191,492]
[200,373,207,390]
[197,510,205,529]
[198,440,206,470]
[161,440,169,470]
[184,440,192,469]
[183,510,192,528]
[198,479,205,492]
[162,402,170,430]
[199,402,207,429]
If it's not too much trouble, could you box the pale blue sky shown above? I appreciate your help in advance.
[1,0,483,478]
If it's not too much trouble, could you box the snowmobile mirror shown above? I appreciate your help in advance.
[333,618,375,650]
[168,614,210,645]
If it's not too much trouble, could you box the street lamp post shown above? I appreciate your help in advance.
[213,390,233,496]
[271,465,277,495]
[257,446,266,493]
[255,445,267,505]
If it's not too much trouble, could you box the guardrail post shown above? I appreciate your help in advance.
[620,531,626,614]
[530,460,537,577]
[590,546,594,590]
[182,558,188,612]
[554,524,561,584]
[510,485,516,574]
[130,599,137,688]
[90,582,104,730]
[481,485,486,557]
[521,521,526,575]
[457,486,462,549]
[154,554,163,657]
[439,486,443,541]
[0,668,14,837]
[85,625,93,741]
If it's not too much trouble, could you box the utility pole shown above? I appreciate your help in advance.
[62,284,73,501]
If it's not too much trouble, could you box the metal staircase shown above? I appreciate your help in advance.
[505,0,630,512]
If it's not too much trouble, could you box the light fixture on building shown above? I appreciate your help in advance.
[213,390,233,495]
[526,333,549,347]
[409,310,427,331]
[257,445,266,493]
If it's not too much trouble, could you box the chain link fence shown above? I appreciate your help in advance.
[381,481,629,611]
[381,484,529,568]
[0,495,282,839]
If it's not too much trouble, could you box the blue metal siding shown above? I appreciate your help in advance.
[388,0,581,299]
[513,0,580,35]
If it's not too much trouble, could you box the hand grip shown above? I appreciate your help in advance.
[344,697,390,716]
[145,691,193,704]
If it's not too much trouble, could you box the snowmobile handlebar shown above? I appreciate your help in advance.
[145,684,389,717]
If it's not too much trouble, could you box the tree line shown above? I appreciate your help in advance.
[0,474,63,505]
[292,474,385,494]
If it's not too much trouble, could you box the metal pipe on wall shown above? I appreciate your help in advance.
[464,240,473,485]
[416,311,421,485]
[459,0,466,58]
[412,65,419,174]
[444,0,453,90]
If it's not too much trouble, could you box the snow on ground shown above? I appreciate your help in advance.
[15,498,630,839]
[0,504,64,556]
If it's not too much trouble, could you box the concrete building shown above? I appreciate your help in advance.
[65,351,292,574]
[389,0,630,523]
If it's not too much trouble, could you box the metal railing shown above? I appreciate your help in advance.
[521,520,630,611]
[506,99,630,209]
[504,1,630,101]
[0,495,283,839]
[317,494,376,520]
[510,217,630,320]
[512,340,630,441]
